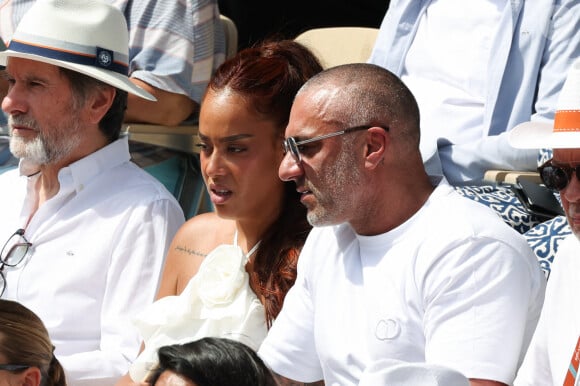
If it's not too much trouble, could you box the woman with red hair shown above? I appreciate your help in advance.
[117,40,322,385]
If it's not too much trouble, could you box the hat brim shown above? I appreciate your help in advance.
[508,121,580,149]
[0,50,156,101]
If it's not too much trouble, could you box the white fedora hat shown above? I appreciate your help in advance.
[358,359,470,386]
[509,58,580,149]
[0,0,155,101]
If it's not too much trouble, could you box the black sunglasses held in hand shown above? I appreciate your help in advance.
[538,159,580,191]
[0,229,32,297]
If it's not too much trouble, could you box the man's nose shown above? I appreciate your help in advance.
[279,151,303,182]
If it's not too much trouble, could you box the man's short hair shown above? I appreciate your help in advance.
[60,68,128,142]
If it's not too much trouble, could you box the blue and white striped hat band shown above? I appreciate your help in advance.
[8,37,129,76]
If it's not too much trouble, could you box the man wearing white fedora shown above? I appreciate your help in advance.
[0,0,225,127]
[509,58,580,386]
[0,0,185,384]
[0,0,226,172]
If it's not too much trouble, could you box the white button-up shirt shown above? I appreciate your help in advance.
[0,137,185,385]
[369,0,580,183]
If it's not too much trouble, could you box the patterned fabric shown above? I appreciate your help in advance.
[454,184,544,234]
[523,216,571,279]
[455,180,571,280]
[538,148,553,165]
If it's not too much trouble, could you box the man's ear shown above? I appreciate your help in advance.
[21,367,42,386]
[364,126,388,170]
[87,86,116,124]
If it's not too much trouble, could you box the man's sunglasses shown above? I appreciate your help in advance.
[538,159,580,191]
[283,125,388,163]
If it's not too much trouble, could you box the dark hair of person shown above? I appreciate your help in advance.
[204,39,322,327]
[146,338,276,386]
[0,299,67,386]
[59,67,128,143]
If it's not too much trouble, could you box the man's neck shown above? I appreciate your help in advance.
[36,164,61,206]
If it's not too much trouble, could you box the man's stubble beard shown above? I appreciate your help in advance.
[306,147,362,227]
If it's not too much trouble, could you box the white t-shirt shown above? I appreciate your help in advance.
[259,180,546,385]
[514,234,580,386]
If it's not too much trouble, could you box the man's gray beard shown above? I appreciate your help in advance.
[9,116,82,165]
[10,135,50,164]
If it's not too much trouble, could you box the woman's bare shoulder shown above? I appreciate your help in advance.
[157,213,236,297]
[170,212,236,253]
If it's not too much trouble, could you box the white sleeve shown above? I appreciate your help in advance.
[422,236,546,385]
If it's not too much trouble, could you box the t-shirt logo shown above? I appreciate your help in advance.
[375,318,401,340]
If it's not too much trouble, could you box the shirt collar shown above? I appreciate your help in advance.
[17,136,131,192]
[67,136,130,193]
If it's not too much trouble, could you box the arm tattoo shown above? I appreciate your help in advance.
[174,245,206,257]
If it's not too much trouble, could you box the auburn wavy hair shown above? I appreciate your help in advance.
[204,39,322,326]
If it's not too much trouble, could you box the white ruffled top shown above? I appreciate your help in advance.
[129,232,267,381]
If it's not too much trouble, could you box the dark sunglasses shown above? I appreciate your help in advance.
[538,159,580,191]
[283,125,388,163]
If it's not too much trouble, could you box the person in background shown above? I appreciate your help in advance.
[258,63,546,385]
[115,39,322,384]
[0,0,185,383]
[0,299,67,386]
[146,338,276,386]
[510,58,580,386]
[368,0,580,184]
